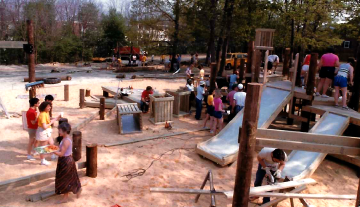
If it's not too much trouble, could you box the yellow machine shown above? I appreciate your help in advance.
[92,57,106,62]
[225,53,247,69]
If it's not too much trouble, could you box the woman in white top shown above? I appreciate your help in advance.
[334,57,354,109]
[186,79,195,113]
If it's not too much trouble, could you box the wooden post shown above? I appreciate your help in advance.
[233,57,238,74]
[210,62,217,92]
[263,50,269,84]
[349,45,360,111]
[239,58,245,83]
[282,48,290,78]
[355,179,360,207]
[79,89,85,109]
[72,131,82,162]
[245,41,254,91]
[64,85,69,101]
[85,89,91,97]
[86,144,97,178]
[29,89,36,99]
[301,53,318,132]
[232,83,263,207]
[252,50,261,83]
[100,97,105,120]
[295,46,303,86]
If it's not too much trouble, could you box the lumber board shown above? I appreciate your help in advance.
[85,100,115,109]
[150,188,226,195]
[257,129,360,147]
[256,138,360,156]
[104,128,209,147]
[258,185,307,207]
[0,162,85,192]
[225,178,316,198]
[252,192,356,200]
[72,106,116,132]
[330,154,360,167]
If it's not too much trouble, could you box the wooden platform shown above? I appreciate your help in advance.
[165,90,191,117]
[117,103,142,134]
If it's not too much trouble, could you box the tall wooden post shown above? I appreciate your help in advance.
[64,85,69,101]
[233,57,238,74]
[79,89,85,109]
[295,46,303,86]
[301,53,318,132]
[355,179,360,207]
[100,97,105,120]
[349,45,360,111]
[282,48,290,78]
[232,83,263,207]
[72,131,82,162]
[29,89,36,99]
[85,89,91,97]
[86,144,97,178]
[252,50,261,83]
[245,41,254,91]
[210,62,217,91]
[239,59,245,83]
[27,20,36,99]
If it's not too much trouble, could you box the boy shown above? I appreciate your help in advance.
[26,98,40,160]
[195,81,205,120]
[251,148,287,204]
[45,95,54,118]
[141,86,153,113]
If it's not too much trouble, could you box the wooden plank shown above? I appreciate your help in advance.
[0,41,27,48]
[252,192,356,200]
[330,154,360,167]
[258,185,307,207]
[105,128,209,147]
[0,162,86,192]
[288,113,308,122]
[256,138,360,156]
[263,50,269,84]
[84,101,115,109]
[225,178,316,198]
[151,188,226,195]
[257,129,360,147]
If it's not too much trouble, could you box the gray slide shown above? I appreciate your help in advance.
[282,112,349,180]
[196,87,292,166]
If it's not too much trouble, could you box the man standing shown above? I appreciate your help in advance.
[232,84,246,116]
[195,81,205,120]
[26,98,40,160]
[186,64,194,79]
[267,54,279,74]
[140,86,153,113]
[227,84,238,121]
[250,148,287,204]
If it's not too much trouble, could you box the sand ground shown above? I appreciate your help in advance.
[0,63,358,207]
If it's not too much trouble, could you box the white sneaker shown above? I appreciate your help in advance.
[41,159,50,166]
[27,155,36,160]
[315,92,320,96]
[51,154,58,160]
[321,94,329,98]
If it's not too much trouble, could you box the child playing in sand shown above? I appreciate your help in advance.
[26,98,40,160]
[141,86,154,113]
[211,89,225,134]
[53,122,82,203]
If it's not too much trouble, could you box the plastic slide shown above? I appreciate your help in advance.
[196,86,292,166]
[282,112,349,180]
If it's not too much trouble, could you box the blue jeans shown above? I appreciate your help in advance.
[254,164,270,204]
[140,101,149,112]
[234,105,244,115]
[195,98,202,120]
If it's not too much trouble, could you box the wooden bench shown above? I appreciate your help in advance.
[116,103,143,134]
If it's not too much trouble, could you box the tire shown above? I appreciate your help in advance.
[43,78,61,84]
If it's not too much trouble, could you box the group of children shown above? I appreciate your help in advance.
[26,95,81,203]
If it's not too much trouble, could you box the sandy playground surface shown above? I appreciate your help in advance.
[0,63,358,207]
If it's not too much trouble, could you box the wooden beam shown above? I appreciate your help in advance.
[150,188,226,195]
[0,41,27,48]
[288,113,308,122]
[256,138,360,156]
[252,192,356,200]
[256,129,360,147]
[263,50,269,84]
[258,185,307,207]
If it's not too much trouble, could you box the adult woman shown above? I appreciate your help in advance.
[334,57,354,109]
[36,102,60,165]
[316,47,340,97]
[211,90,225,134]
[53,122,82,203]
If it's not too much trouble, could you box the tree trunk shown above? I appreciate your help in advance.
[170,0,180,72]
[206,0,217,65]
[218,37,228,76]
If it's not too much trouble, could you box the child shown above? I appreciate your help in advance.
[26,98,40,160]
[203,89,215,129]
[195,81,205,120]
[140,86,153,113]
[53,122,82,203]
[334,57,354,109]
[211,89,225,134]
[186,79,195,113]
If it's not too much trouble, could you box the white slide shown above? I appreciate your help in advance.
[196,86,292,166]
[282,112,350,180]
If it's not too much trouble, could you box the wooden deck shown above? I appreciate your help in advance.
[101,86,158,104]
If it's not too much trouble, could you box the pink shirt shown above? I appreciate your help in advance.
[227,90,236,104]
[214,97,222,111]
[321,53,339,67]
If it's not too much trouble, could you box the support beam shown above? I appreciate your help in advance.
[252,50,261,83]
[252,192,356,200]
[349,45,360,111]
[232,83,263,207]
[72,131,82,161]
[245,41,254,91]
[27,20,35,83]
[259,185,307,207]
[263,50,269,84]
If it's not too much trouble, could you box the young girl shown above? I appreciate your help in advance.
[203,89,215,129]
[334,57,354,109]
[211,90,225,134]
[53,122,82,203]
[36,102,60,165]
